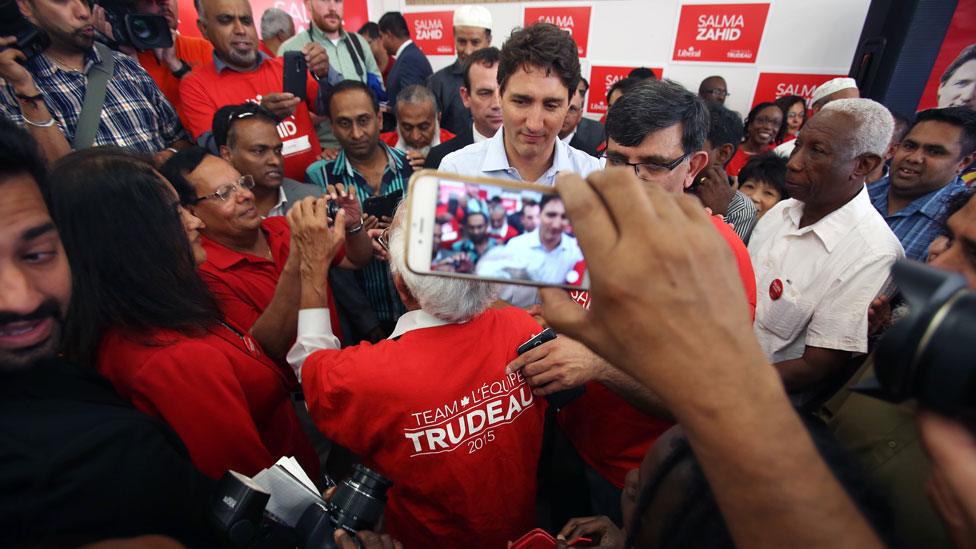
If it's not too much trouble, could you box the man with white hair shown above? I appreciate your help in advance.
[259,8,295,57]
[749,98,904,406]
[775,77,859,158]
[427,5,493,136]
[380,85,455,168]
[287,204,546,547]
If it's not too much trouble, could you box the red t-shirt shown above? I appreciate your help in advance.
[726,144,775,178]
[178,56,322,181]
[301,307,546,547]
[197,217,345,355]
[97,324,319,480]
[380,128,456,149]
[137,34,213,128]
[558,216,757,488]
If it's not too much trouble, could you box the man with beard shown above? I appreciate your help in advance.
[0,118,215,546]
[307,80,413,331]
[0,0,190,164]
[427,5,493,136]
[380,85,455,168]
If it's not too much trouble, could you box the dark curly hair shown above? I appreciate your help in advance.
[497,22,581,101]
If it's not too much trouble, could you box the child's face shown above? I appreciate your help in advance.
[739,178,783,217]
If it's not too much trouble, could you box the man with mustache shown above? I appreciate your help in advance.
[0,0,191,165]
[0,118,214,546]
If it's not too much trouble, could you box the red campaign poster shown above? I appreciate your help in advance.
[672,3,770,64]
[523,6,592,57]
[177,0,369,41]
[587,66,663,114]
[752,72,847,108]
[917,1,976,110]
[405,11,455,56]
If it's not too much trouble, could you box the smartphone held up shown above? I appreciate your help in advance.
[404,171,590,295]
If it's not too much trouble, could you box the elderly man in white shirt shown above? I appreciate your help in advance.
[749,98,904,406]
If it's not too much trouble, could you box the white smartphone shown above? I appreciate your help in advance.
[405,170,590,293]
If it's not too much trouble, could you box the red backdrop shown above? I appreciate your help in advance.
[752,72,847,108]
[916,1,976,110]
[672,3,770,64]
[405,11,455,56]
[177,0,369,41]
[587,65,663,114]
[524,6,592,57]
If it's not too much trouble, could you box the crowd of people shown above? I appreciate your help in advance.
[3,0,976,547]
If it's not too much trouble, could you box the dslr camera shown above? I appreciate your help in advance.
[0,0,49,61]
[93,0,173,51]
[859,260,976,423]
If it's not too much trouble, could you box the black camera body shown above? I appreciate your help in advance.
[0,0,50,62]
[295,465,393,548]
[95,0,172,51]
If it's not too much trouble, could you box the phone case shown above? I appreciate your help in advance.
[282,51,307,100]
[509,528,557,549]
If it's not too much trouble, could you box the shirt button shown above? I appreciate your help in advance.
[887,440,897,449]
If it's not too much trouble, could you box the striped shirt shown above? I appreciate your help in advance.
[306,143,413,323]
[0,47,186,153]
[867,175,967,262]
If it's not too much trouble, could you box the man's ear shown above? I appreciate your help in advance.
[853,153,883,180]
[392,272,419,310]
[955,151,975,175]
[15,0,36,25]
[219,145,232,162]
[684,150,710,189]
[196,18,207,37]
[459,86,471,108]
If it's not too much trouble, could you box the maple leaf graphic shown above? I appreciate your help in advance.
[460,396,470,407]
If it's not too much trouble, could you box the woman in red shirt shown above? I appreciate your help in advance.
[726,102,785,178]
[45,148,318,481]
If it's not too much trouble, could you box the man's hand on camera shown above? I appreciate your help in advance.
[0,36,38,95]
[333,529,402,549]
[261,92,301,120]
[505,336,607,396]
[405,151,426,169]
[288,196,346,269]
[326,183,363,222]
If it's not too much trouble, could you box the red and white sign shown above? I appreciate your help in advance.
[177,0,369,41]
[524,6,592,57]
[405,11,455,56]
[672,3,770,63]
[752,72,847,108]
[586,66,663,115]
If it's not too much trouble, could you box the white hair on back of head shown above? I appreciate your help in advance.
[261,8,293,40]
[820,98,894,157]
[388,203,497,323]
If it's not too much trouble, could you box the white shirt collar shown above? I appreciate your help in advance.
[388,309,451,339]
[778,185,874,252]
[481,128,573,182]
[395,39,413,59]
[264,186,289,219]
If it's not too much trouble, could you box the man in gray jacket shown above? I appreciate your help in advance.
[427,6,493,136]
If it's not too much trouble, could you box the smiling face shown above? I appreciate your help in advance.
[739,178,783,217]
[198,0,258,71]
[538,198,569,249]
[185,155,260,242]
[0,174,71,371]
[500,64,570,165]
[747,105,783,147]
[938,59,976,109]
[890,120,973,202]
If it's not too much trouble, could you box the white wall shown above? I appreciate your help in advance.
[370,0,871,117]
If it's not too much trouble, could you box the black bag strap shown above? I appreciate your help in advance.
[72,41,115,150]
[342,33,365,79]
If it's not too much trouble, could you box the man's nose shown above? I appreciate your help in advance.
[0,265,44,317]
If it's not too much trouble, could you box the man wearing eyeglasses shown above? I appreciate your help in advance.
[697,75,729,105]
[507,79,756,522]
[161,147,372,365]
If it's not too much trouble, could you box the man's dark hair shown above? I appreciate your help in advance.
[940,44,976,85]
[496,23,581,101]
[160,147,212,205]
[462,46,501,91]
[579,77,590,95]
[744,101,787,142]
[0,117,47,192]
[705,101,744,162]
[539,193,563,212]
[910,106,976,157]
[378,12,410,39]
[358,21,380,40]
[464,211,487,225]
[606,79,709,154]
[774,94,806,130]
[738,152,789,200]
[212,103,279,149]
[46,148,221,366]
[628,67,657,81]
[521,197,538,210]
[325,79,380,117]
[606,76,640,105]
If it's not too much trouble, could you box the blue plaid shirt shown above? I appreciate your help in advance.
[306,143,413,323]
[0,47,186,153]
[867,175,967,262]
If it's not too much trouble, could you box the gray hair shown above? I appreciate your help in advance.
[395,85,438,115]
[261,8,293,41]
[388,204,497,323]
[820,98,894,157]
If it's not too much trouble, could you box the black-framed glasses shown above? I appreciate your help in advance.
[602,152,691,180]
[194,175,255,203]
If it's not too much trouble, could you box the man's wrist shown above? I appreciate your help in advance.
[12,81,41,100]
[171,60,191,77]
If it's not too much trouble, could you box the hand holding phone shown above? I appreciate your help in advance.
[515,328,586,410]
[282,50,308,101]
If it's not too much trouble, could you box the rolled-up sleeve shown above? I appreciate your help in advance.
[286,308,340,381]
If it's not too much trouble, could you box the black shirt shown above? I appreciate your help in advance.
[0,358,217,547]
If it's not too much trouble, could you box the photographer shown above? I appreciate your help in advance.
[0,0,190,165]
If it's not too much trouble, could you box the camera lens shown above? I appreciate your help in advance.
[130,17,152,39]
[329,465,392,534]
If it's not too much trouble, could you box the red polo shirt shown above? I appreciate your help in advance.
[97,324,319,480]
[558,215,757,488]
[178,55,321,181]
[198,217,345,355]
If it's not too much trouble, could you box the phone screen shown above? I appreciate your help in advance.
[406,173,589,296]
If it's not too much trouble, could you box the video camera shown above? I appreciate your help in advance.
[857,260,976,422]
[213,463,393,549]
[0,0,49,61]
